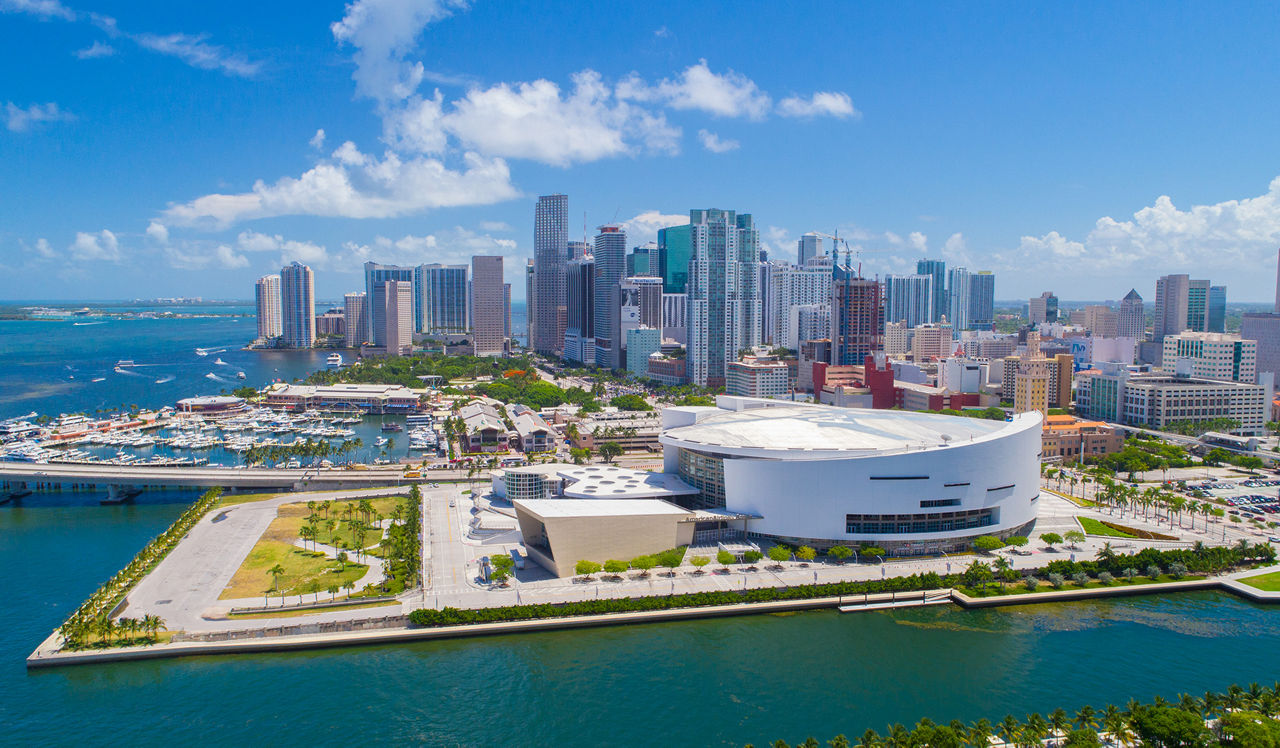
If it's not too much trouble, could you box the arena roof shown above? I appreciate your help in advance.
[661,404,1021,456]
[513,498,691,518]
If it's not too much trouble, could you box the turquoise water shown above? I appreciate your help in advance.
[4,494,1280,746]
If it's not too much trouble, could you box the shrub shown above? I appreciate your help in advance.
[1023,577,1039,592]
[1169,562,1188,579]
[1048,573,1066,589]
[603,559,628,574]
[716,550,735,566]
[1098,572,1114,585]
[742,550,763,564]
[1071,572,1090,587]
[1146,564,1162,579]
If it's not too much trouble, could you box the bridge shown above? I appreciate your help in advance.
[0,460,435,495]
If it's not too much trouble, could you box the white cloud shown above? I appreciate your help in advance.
[622,210,689,246]
[69,229,120,261]
[145,220,169,243]
[132,32,260,78]
[164,243,249,270]
[479,220,511,232]
[5,102,74,132]
[341,226,522,284]
[697,128,739,153]
[164,145,518,227]
[908,231,928,253]
[0,0,74,21]
[330,0,463,102]
[763,226,795,262]
[382,90,447,153]
[619,59,772,120]
[73,40,114,59]
[777,91,860,119]
[309,128,326,149]
[232,230,330,267]
[33,238,55,258]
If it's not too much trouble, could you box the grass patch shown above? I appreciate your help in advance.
[1240,570,1280,592]
[296,496,402,555]
[1078,516,1136,537]
[960,574,1205,597]
[226,599,398,620]
[220,541,367,600]
[1045,489,1098,507]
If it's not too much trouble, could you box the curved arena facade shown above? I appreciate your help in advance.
[659,398,1042,555]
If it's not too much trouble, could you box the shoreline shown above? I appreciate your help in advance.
[27,571,1280,670]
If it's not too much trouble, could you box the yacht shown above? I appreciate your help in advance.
[326,353,344,367]
[236,371,247,380]
[374,437,389,447]
[381,422,403,432]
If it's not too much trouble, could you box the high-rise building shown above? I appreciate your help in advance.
[524,259,536,349]
[788,304,830,349]
[1083,305,1119,338]
[279,262,315,349]
[1013,360,1050,415]
[627,242,657,277]
[884,320,910,357]
[968,271,995,330]
[687,209,761,386]
[564,256,595,363]
[658,224,692,294]
[254,274,282,340]
[1153,274,1190,341]
[797,233,823,266]
[364,262,414,346]
[830,261,881,366]
[471,255,505,357]
[533,193,568,355]
[883,274,933,330]
[947,269,974,333]
[1161,331,1256,383]
[1209,285,1227,333]
[1119,289,1144,339]
[413,264,468,335]
[592,224,627,369]
[1187,278,1211,332]
[567,240,590,261]
[766,262,832,348]
[504,283,512,339]
[662,293,688,345]
[625,327,662,376]
[911,322,954,362]
[619,276,663,330]
[1029,291,1058,324]
[343,292,366,349]
[916,259,947,323]
[381,280,413,356]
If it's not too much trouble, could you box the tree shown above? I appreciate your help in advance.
[795,546,817,563]
[963,561,994,592]
[610,393,652,411]
[603,559,628,575]
[1061,729,1102,747]
[570,447,592,464]
[742,550,763,565]
[860,546,886,560]
[575,559,602,578]
[657,548,686,575]
[1005,535,1029,550]
[1219,711,1280,747]
[597,441,624,464]
[690,556,711,573]
[1040,532,1064,549]
[1129,705,1212,747]
[631,555,657,575]
[1064,530,1086,548]
[716,550,736,568]
[268,563,286,592]
[973,535,1005,554]
[828,545,853,564]
[767,545,793,566]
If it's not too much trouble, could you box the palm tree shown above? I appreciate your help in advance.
[268,563,286,592]
[997,715,1021,746]
[142,614,164,641]
[1101,704,1129,746]
[1049,708,1070,745]
[1074,704,1098,731]
[1023,713,1049,746]
[967,719,992,747]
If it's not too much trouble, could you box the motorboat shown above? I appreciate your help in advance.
[326,353,344,367]
[236,371,247,380]
[374,437,389,447]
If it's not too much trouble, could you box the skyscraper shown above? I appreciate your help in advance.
[503,283,512,339]
[567,240,590,261]
[947,268,973,333]
[1241,249,1280,384]
[382,280,413,356]
[254,274,281,340]
[343,292,366,349]
[593,224,627,369]
[471,255,505,357]
[1209,285,1227,333]
[797,233,823,266]
[916,259,947,323]
[968,271,996,330]
[364,262,414,346]
[524,259,536,348]
[627,242,657,277]
[766,262,832,347]
[831,261,882,365]
[279,262,315,349]
[1119,289,1144,339]
[1153,274,1190,341]
[883,274,933,329]
[687,208,761,386]
[414,264,468,335]
[1029,291,1058,324]
[1187,278,1210,332]
[533,193,568,355]
[564,256,595,363]
[658,224,692,294]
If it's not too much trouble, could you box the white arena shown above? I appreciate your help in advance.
[659,397,1043,555]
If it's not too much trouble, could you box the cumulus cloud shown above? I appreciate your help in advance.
[777,91,860,119]
[331,0,464,102]
[73,40,114,59]
[621,210,689,246]
[33,237,55,258]
[697,129,739,153]
[341,226,522,284]
[164,144,518,227]
[908,231,928,253]
[619,59,772,120]
[145,221,169,243]
[164,243,249,270]
[308,128,326,150]
[69,229,121,261]
[0,0,74,20]
[5,102,74,132]
[132,32,260,78]
[479,220,512,232]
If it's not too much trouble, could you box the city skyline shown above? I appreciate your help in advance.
[4,2,1280,301]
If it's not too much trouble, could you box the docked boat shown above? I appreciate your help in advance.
[381,423,403,432]
[326,353,344,367]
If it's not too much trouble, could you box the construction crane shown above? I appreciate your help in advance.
[807,230,886,277]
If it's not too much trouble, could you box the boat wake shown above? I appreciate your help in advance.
[73,321,106,326]
[155,375,176,384]
[114,367,147,377]
[206,373,234,384]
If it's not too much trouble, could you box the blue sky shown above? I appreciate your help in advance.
[3,0,1280,303]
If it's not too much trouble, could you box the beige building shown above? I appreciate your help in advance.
[1002,352,1072,409]
[1013,360,1050,414]
[514,499,696,577]
[1084,305,1119,338]
[1160,331,1256,383]
[884,320,909,357]
[383,280,413,356]
[910,321,953,361]
[471,255,506,357]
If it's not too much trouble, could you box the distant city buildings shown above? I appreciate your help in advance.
[593,223,627,369]
[414,263,468,335]
[364,262,413,347]
[382,280,413,356]
[471,255,506,357]
[254,274,281,340]
[279,262,315,349]
[1161,331,1256,383]
[343,292,366,349]
[883,274,932,330]
[687,208,760,386]
[830,260,881,366]
[533,193,568,356]
[1119,289,1145,339]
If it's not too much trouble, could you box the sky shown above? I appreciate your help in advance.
[2,0,1280,303]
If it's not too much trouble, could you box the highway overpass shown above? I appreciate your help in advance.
[0,461,427,493]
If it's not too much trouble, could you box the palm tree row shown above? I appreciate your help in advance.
[60,614,167,650]
[1091,478,1230,533]
[58,487,225,650]
[757,681,1280,747]
[241,437,362,468]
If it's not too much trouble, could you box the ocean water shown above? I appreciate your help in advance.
[4,495,1279,747]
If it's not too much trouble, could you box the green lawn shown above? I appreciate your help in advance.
[1077,516,1137,538]
[1240,570,1280,592]
[961,574,1203,597]
[220,541,368,599]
